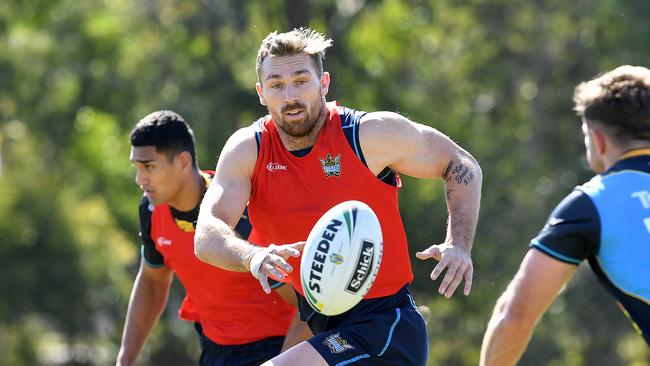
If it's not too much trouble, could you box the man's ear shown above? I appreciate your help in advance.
[320,71,330,96]
[591,127,608,155]
[256,83,267,106]
[177,151,193,171]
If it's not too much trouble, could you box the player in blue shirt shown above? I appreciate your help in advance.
[481,65,650,365]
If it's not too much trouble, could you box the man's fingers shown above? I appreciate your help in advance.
[259,275,271,294]
[270,242,304,259]
[416,245,442,261]
[278,247,300,258]
[269,267,286,281]
[438,262,459,297]
[463,266,473,296]
[444,266,465,298]
[289,241,305,253]
[430,261,445,281]
[267,253,293,273]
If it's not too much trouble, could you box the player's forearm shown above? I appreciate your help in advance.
[117,274,169,365]
[442,154,482,251]
[480,311,534,366]
[480,290,537,366]
[194,211,259,272]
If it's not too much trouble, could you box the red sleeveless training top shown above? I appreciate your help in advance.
[151,204,294,345]
[248,102,414,299]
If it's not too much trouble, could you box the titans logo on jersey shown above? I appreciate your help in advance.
[319,153,342,177]
[530,153,650,345]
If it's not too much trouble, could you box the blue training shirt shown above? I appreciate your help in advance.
[530,151,650,345]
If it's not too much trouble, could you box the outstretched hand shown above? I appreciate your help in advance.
[416,243,473,298]
[249,242,305,294]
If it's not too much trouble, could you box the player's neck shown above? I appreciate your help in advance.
[168,169,206,212]
[606,142,650,169]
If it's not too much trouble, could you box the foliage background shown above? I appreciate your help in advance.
[0,0,648,365]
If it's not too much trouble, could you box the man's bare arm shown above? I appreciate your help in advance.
[480,249,577,366]
[360,112,482,298]
[194,127,259,271]
[116,262,173,366]
[194,127,301,292]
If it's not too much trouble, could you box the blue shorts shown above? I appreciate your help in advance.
[299,285,428,366]
[194,323,284,366]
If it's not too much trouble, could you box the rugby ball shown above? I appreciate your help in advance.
[300,200,383,316]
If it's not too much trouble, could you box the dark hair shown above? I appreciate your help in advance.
[256,27,333,81]
[574,65,650,143]
[130,110,197,166]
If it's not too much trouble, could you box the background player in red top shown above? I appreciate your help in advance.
[194,29,483,365]
[116,110,309,366]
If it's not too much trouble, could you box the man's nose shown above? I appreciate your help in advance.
[284,84,299,102]
[135,169,147,187]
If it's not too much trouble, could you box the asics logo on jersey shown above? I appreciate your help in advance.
[157,237,172,246]
[319,153,342,177]
[266,162,288,172]
[323,333,354,354]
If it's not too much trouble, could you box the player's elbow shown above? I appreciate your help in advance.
[193,224,211,263]
[465,152,483,183]
[490,292,538,334]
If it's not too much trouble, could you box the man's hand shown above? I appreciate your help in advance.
[249,242,305,293]
[416,243,473,298]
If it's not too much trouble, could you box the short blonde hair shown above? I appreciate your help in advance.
[574,65,650,142]
[256,28,333,80]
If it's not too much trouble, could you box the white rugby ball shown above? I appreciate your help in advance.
[300,200,383,316]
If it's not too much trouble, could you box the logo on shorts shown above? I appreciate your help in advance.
[267,162,287,172]
[323,333,355,354]
[319,153,341,177]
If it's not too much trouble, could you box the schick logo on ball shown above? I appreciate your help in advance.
[308,219,342,294]
[345,240,375,294]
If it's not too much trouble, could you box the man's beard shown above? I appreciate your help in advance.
[273,99,325,138]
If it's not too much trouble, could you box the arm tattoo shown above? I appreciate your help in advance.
[444,160,474,186]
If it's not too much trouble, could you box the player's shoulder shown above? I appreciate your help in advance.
[542,188,600,238]
[552,188,595,213]
[222,125,258,159]
[139,195,154,213]
[357,111,406,138]
[357,111,420,155]
[138,195,154,225]
[228,124,258,145]
[215,124,259,178]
